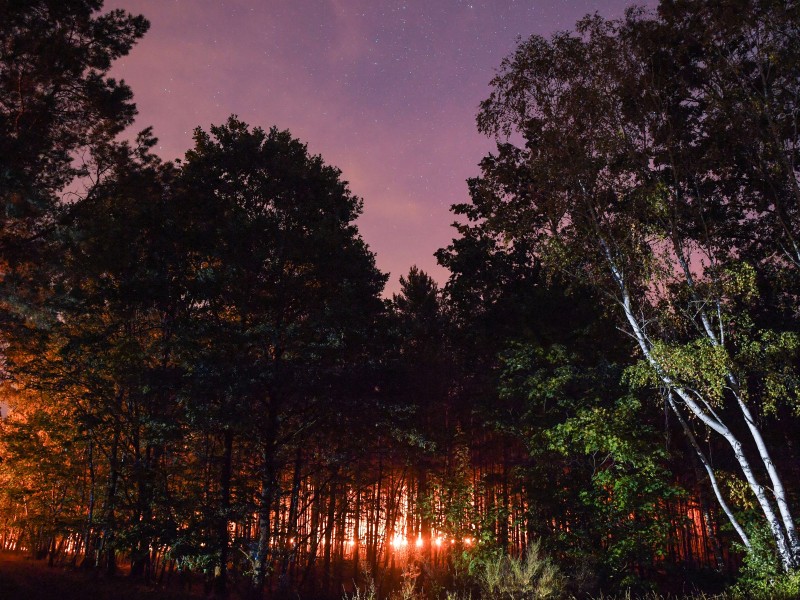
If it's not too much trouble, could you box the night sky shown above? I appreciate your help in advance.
[105,0,642,295]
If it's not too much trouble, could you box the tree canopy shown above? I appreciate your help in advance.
[1,0,799,598]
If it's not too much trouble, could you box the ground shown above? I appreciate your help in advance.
[0,552,204,600]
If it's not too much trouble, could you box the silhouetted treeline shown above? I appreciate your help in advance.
[1,1,799,599]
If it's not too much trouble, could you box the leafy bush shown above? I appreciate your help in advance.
[731,526,800,599]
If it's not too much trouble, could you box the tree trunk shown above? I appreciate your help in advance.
[666,392,750,551]
[214,428,234,597]
[322,477,337,596]
[610,260,798,570]
[81,436,96,569]
[100,394,122,575]
[251,449,278,599]
[279,446,302,596]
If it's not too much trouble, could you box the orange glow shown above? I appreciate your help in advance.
[415,536,423,548]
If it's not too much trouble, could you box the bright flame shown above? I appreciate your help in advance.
[464,537,472,546]
[390,534,408,548]
[415,536,424,548]
[434,537,443,547]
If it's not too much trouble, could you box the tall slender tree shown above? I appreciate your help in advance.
[177,117,387,596]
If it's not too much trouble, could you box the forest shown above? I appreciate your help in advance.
[0,0,799,598]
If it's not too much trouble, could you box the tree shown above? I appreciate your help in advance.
[438,217,679,588]
[504,344,679,589]
[4,132,187,575]
[0,0,148,325]
[0,390,87,563]
[470,0,800,571]
[387,267,451,558]
[1,10,153,551]
[176,116,387,596]
[0,0,183,573]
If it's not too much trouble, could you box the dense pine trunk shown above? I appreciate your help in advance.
[214,428,234,597]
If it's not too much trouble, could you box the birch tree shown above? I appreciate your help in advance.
[471,1,800,571]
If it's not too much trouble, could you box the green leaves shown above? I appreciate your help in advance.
[720,262,759,304]
[625,328,800,417]
[738,329,800,416]
[652,340,731,405]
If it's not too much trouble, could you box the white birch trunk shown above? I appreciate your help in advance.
[673,245,800,560]
[599,241,799,570]
[666,391,751,550]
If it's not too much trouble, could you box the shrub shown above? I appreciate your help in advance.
[475,541,563,600]
[731,526,800,599]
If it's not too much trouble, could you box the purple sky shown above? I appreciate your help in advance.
[105,0,640,295]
